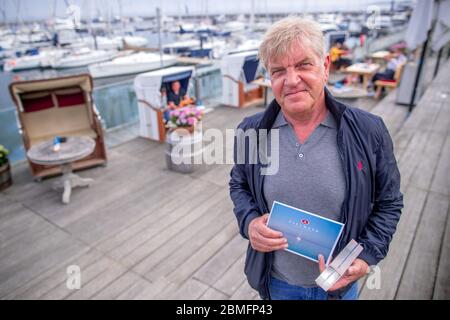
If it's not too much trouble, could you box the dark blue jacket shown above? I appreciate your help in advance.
[229,88,403,299]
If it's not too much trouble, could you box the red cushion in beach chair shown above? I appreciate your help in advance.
[22,94,54,112]
[56,91,85,108]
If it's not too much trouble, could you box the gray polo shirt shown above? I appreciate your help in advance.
[263,110,346,287]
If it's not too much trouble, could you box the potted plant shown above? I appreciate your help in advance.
[167,107,204,135]
[0,145,12,191]
[164,107,204,173]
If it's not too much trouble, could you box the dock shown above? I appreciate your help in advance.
[358,59,450,300]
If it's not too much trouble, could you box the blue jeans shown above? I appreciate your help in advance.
[268,277,358,300]
[163,110,171,122]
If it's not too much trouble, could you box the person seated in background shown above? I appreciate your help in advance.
[164,80,196,123]
[330,42,352,70]
[368,48,407,93]
[167,80,191,110]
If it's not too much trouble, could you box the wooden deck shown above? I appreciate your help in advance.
[0,103,262,300]
[358,59,450,300]
[1,60,449,300]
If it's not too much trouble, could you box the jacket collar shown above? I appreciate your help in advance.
[257,87,347,130]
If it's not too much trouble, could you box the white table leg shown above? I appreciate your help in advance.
[62,179,71,204]
[52,163,94,204]
[69,174,94,188]
[52,164,71,190]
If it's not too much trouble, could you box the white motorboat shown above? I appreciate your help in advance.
[223,21,246,33]
[4,55,42,72]
[4,48,67,72]
[51,48,116,69]
[16,31,51,45]
[94,37,123,50]
[163,39,201,55]
[39,49,69,68]
[232,39,261,53]
[0,35,14,50]
[75,36,149,51]
[88,51,177,78]
[320,23,339,33]
[122,36,149,48]
[200,37,261,60]
[217,39,261,57]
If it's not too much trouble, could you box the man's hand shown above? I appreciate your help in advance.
[318,255,369,292]
[248,214,288,253]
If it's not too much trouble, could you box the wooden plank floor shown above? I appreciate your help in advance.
[0,103,261,300]
[1,60,449,300]
[358,59,450,300]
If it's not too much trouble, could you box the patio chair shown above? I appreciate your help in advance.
[375,63,406,99]
[9,74,107,179]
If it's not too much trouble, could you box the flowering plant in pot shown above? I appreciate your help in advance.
[0,145,12,190]
[167,107,204,134]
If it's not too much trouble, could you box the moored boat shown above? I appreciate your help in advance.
[88,51,177,78]
[51,48,116,69]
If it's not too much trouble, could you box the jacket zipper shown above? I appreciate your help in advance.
[255,131,274,299]
[337,129,349,249]
[257,162,273,299]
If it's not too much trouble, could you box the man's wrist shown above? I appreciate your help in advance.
[244,212,260,239]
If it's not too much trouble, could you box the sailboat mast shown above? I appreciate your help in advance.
[250,0,255,33]
[118,0,125,35]
[106,0,112,37]
[156,7,163,67]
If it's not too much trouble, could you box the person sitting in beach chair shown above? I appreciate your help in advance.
[167,80,195,109]
[163,80,195,122]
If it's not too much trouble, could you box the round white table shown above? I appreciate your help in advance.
[27,137,95,204]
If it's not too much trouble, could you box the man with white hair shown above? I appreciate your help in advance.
[229,17,403,300]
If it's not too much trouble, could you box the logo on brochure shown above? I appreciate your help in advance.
[288,219,318,232]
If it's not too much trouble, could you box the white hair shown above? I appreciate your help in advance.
[259,16,325,70]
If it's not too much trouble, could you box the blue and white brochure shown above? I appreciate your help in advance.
[267,201,344,265]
